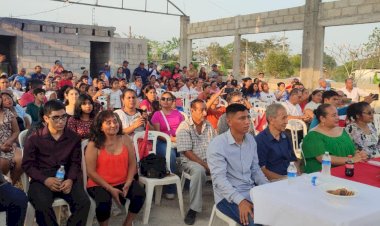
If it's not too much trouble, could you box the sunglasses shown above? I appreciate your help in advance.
[161,97,173,102]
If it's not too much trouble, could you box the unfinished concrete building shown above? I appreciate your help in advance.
[0,17,147,76]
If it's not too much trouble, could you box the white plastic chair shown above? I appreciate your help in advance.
[286,119,308,161]
[156,88,166,97]
[23,177,71,226]
[219,98,228,107]
[133,131,184,224]
[18,129,28,149]
[25,113,32,127]
[374,114,380,136]
[208,204,239,226]
[80,139,130,226]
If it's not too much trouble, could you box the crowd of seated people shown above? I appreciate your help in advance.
[1,58,380,226]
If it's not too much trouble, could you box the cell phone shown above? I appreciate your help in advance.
[372,94,379,100]
[225,88,235,94]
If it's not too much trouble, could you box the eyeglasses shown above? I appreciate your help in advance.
[362,110,375,115]
[49,114,68,122]
[161,97,173,102]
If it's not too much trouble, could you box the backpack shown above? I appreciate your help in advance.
[140,153,169,179]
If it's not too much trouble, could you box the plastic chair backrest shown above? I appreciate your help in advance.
[374,114,380,136]
[81,139,89,189]
[18,129,29,150]
[156,88,166,97]
[219,98,228,107]
[133,130,172,172]
[179,111,189,122]
[287,119,308,155]
[25,114,32,127]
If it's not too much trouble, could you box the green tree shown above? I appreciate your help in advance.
[323,52,337,70]
[263,51,294,78]
[147,37,179,63]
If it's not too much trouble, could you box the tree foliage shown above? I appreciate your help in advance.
[263,51,294,78]
[147,37,179,63]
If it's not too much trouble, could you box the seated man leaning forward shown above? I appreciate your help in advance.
[255,104,299,181]
[207,103,268,226]
[176,99,216,225]
[22,100,90,226]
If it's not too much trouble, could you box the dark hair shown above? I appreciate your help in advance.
[292,82,304,89]
[121,88,137,99]
[30,79,44,90]
[210,81,217,86]
[110,78,119,86]
[314,103,332,122]
[346,102,370,122]
[226,103,248,117]
[202,83,210,90]
[33,88,45,96]
[231,79,238,87]
[79,75,89,82]
[309,90,323,102]
[73,94,95,120]
[1,92,15,107]
[277,82,285,87]
[289,88,301,97]
[322,90,339,103]
[190,99,205,109]
[90,110,123,148]
[43,100,65,116]
[161,91,176,100]
[246,83,259,95]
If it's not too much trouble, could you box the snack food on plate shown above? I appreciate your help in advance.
[327,188,355,196]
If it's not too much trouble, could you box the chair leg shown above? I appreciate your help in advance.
[25,202,35,226]
[142,185,154,224]
[175,180,185,218]
[208,205,216,226]
[86,199,96,226]
[180,172,186,191]
[154,186,163,205]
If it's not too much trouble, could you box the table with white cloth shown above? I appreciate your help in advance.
[250,173,380,226]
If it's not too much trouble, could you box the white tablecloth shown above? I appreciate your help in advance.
[250,173,380,226]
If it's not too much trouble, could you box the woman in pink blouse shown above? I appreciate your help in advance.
[67,94,95,139]
[139,85,157,116]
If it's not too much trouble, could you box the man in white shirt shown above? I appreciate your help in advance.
[281,88,311,124]
[259,82,276,103]
[340,78,372,102]
[180,78,196,93]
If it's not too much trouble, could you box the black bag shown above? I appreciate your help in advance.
[140,153,169,179]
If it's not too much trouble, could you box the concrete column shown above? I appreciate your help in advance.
[300,0,324,89]
[186,38,192,65]
[232,16,241,77]
[179,16,190,67]
[233,34,241,77]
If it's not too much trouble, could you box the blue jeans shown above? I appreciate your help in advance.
[156,139,177,194]
[217,199,260,226]
[0,182,28,226]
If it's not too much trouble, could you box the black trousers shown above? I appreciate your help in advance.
[87,181,146,223]
[28,180,90,226]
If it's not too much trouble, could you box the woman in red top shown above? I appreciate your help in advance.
[85,111,145,226]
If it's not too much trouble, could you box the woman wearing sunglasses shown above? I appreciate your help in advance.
[346,102,380,158]
[151,91,184,199]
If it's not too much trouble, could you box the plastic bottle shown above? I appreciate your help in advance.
[55,165,65,182]
[321,152,331,176]
[345,155,354,177]
[287,162,297,184]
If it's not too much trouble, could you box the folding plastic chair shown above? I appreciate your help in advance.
[133,130,184,224]
[208,204,239,226]
[287,119,308,161]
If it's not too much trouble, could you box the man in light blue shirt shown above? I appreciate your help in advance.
[207,104,268,226]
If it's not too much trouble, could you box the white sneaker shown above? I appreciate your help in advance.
[165,193,175,200]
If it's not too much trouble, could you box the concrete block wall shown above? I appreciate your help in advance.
[0,18,146,77]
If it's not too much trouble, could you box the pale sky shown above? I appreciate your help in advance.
[1,0,379,54]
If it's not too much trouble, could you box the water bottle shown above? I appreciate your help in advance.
[287,162,297,184]
[55,165,65,182]
[321,152,331,176]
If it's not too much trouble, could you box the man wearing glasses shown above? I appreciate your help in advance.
[22,100,90,225]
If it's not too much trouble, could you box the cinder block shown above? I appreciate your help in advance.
[56,51,68,57]
[64,28,76,34]
[68,39,79,45]
[358,4,373,14]
[278,9,289,16]
[42,50,55,56]
[293,14,304,22]
[31,49,43,56]
[334,0,349,8]
[322,2,335,10]
[264,18,274,25]
[283,15,294,23]
[23,49,30,56]
[342,6,357,16]
[268,10,279,17]
[274,16,284,24]
[349,0,367,6]
[289,7,300,14]
[36,56,50,62]
[25,24,40,32]
[79,28,92,36]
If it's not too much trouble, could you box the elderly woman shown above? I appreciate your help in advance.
[86,110,145,226]
[302,104,368,173]
[345,102,380,158]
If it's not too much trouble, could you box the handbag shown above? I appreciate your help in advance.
[140,153,169,178]
[137,123,152,160]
